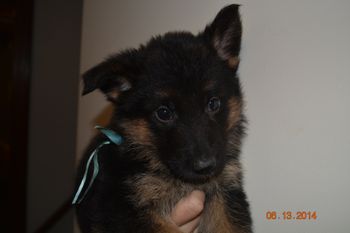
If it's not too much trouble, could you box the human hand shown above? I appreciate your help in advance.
[170,190,205,233]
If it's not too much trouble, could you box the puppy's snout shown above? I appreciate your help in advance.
[193,157,216,174]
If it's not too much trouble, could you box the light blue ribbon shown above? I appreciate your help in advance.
[72,126,123,204]
[95,125,123,145]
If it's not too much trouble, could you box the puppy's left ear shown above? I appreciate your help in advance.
[82,51,139,102]
[202,4,242,69]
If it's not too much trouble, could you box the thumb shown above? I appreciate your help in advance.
[171,190,205,226]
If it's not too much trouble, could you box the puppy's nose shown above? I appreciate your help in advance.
[193,157,216,174]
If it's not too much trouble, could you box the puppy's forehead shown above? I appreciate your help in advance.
[138,33,233,100]
[146,70,224,104]
[144,36,215,76]
[145,53,220,90]
[152,77,217,99]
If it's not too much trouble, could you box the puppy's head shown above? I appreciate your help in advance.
[83,5,245,183]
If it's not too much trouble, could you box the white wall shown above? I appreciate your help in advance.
[241,1,350,233]
[78,1,350,232]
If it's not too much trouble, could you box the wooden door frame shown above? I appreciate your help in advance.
[1,0,33,232]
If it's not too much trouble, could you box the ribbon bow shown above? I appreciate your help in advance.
[72,126,123,204]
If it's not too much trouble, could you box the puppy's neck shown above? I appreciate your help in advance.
[126,158,241,215]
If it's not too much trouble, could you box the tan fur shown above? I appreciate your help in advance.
[127,166,242,233]
[213,35,230,61]
[127,174,176,209]
[127,174,194,217]
[123,115,244,232]
[150,212,183,233]
[220,160,242,189]
[106,88,120,100]
[137,150,166,172]
[198,193,238,233]
[121,119,169,172]
[121,119,154,146]
[228,57,239,68]
[105,77,131,100]
[227,98,242,131]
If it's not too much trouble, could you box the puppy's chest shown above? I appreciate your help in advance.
[198,194,237,233]
[127,174,199,216]
[127,174,236,233]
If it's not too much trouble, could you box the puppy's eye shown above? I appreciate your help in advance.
[207,97,221,113]
[155,106,174,123]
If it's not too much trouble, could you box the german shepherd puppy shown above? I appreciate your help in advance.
[75,4,252,233]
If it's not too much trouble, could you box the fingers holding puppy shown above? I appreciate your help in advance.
[171,190,205,233]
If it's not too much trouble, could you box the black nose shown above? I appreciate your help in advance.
[193,157,216,174]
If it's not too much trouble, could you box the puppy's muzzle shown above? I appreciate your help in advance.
[193,157,216,174]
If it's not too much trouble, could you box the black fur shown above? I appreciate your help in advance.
[75,4,252,233]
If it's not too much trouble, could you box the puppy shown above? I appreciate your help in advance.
[75,4,252,233]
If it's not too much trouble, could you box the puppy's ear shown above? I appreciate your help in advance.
[203,4,242,69]
[82,51,139,102]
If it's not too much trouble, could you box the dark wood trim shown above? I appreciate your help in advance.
[8,0,33,232]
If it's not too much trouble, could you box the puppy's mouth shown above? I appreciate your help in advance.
[169,158,222,184]
[176,169,219,184]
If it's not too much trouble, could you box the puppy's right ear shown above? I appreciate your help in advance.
[82,51,139,102]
